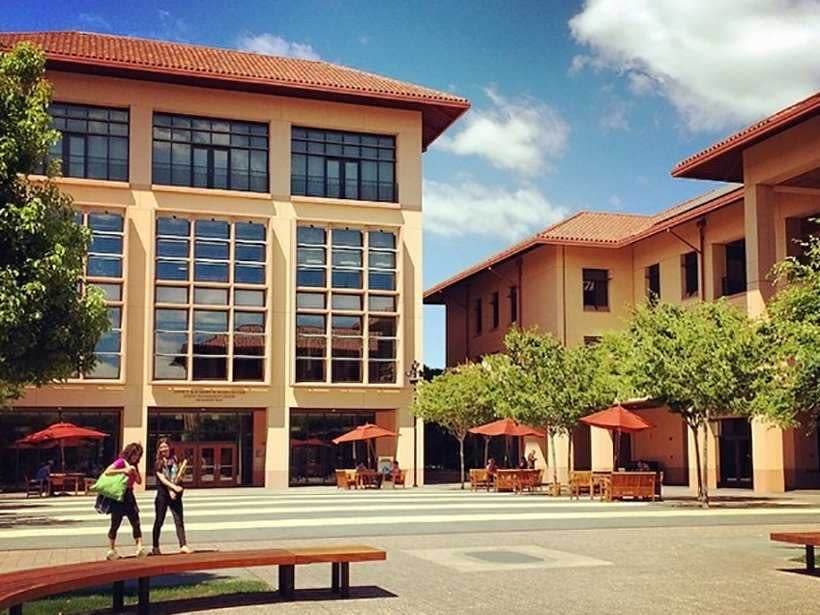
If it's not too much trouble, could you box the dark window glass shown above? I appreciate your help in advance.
[583,269,609,310]
[509,286,518,323]
[723,239,747,296]
[332,360,362,383]
[46,103,129,181]
[646,263,660,304]
[473,299,482,335]
[291,127,397,202]
[682,252,699,298]
[153,113,268,192]
[490,292,500,328]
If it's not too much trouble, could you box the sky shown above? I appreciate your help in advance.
[4,0,820,368]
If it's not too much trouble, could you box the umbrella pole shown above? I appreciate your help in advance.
[60,440,66,471]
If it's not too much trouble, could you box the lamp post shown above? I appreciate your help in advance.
[406,360,422,487]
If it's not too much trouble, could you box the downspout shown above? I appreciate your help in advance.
[698,219,706,301]
[562,246,567,345]
[517,258,523,327]
[465,283,471,362]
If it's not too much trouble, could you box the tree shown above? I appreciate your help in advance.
[623,301,775,506]
[412,362,495,488]
[485,328,615,486]
[764,234,820,426]
[0,43,109,405]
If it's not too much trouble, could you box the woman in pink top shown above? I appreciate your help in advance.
[103,442,146,560]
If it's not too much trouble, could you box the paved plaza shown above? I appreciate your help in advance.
[2,486,820,613]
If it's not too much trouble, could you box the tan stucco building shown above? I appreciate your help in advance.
[426,91,820,493]
[0,31,469,490]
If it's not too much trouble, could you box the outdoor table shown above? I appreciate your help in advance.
[355,470,382,489]
[49,472,86,496]
[496,469,526,493]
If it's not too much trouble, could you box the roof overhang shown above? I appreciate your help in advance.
[672,93,820,182]
[45,55,470,150]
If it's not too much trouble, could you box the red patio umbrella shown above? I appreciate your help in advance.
[290,438,330,448]
[15,422,107,470]
[580,404,652,469]
[332,424,399,468]
[469,418,545,467]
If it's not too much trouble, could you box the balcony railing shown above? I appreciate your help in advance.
[291,175,398,203]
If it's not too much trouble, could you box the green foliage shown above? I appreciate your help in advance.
[765,235,820,424]
[0,42,109,405]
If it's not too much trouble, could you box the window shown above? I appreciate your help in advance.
[786,216,820,262]
[490,292,500,329]
[75,210,125,379]
[291,128,396,202]
[722,239,747,296]
[152,114,268,193]
[153,216,268,381]
[47,103,129,181]
[509,286,519,323]
[583,269,609,310]
[473,298,483,336]
[295,226,399,384]
[645,263,660,304]
[682,251,699,298]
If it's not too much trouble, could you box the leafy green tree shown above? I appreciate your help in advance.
[0,43,109,405]
[623,301,775,505]
[764,234,820,426]
[412,362,495,488]
[485,328,615,486]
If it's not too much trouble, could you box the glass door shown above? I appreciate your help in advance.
[718,419,753,488]
[216,444,237,486]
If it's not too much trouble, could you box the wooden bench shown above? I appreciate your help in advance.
[771,532,820,572]
[0,545,386,614]
[335,469,357,490]
[469,469,491,491]
[569,471,593,499]
[605,471,656,501]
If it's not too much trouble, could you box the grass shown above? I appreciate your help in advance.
[23,577,269,615]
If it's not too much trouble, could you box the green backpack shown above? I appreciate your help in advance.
[90,472,128,502]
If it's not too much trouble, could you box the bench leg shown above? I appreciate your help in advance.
[278,564,295,599]
[137,577,150,615]
[340,562,350,599]
[331,562,340,593]
[10,605,22,615]
[807,545,816,571]
[112,580,125,611]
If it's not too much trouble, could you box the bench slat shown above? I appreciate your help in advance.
[771,532,820,546]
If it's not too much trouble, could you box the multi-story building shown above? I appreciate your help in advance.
[426,92,820,493]
[0,31,469,490]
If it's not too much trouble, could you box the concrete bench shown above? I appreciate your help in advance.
[0,545,386,614]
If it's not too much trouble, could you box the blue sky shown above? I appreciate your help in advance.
[5,0,820,368]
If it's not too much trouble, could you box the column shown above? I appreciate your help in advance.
[590,426,613,472]
[744,183,777,317]
[265,404,289,489]
[751,417,786,493]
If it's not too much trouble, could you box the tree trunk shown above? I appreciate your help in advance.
[567,433,573,478]
[458,436,465,490]
[689,419,704,503]
[550,431,559,485]
[702,416,710,508]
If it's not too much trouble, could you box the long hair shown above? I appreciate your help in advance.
[154,437,171,473]
[121,442,143,463]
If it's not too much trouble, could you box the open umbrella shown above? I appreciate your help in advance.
[290,438,331,448]
[15,422,107,470]
[469,418,545,466]
[332,424,399,468]
[580,404,652,469]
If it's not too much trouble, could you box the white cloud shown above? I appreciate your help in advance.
[608,194,623,208]
[236,33,320,60]
[435,87,569,176]
[78,13,112,31]
[569,0,820,131]
[423,179,567,242]
[600,97,631,131]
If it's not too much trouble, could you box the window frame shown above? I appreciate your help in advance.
[722,239,747,297]
[71,207,128,381]
[47,102,130,182]
[681,251,699,299]
[291,127,397,203]
[509,285,519,324]
[152,214,270,384]
[582,268,610,311]
[152,112,269,193]
[645,263,660,305]
[294,223,401,386]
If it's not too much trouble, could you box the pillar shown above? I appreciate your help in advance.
[590,426,613,472]
[744,183,777,316]
[751,417,786,493]
[265,404,288,489]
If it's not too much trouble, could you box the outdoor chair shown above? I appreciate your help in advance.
[25,475,49,498]
[569,471,593,499]
[392,470,406,488]
[469,469,491,491]
[335,469,356,490]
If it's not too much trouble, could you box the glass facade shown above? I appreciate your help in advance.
[291,128,397,202]
[152,113,269,193]
[289,410,376,485]
[154,216,268,381]
[76,210,125,379]
[0,409,121,488]
[295,226,399,384]
[48,103,129,181]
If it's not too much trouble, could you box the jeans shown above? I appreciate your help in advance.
[152,490,186,548]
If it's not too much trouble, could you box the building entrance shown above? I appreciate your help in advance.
[718,418,753,488]
[174,442,238,488]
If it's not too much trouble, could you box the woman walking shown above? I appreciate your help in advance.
[104,442,146,560]
[152,438,191,555]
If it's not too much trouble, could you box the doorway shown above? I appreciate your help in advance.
[174,442,238,488]
[718,418,753,488]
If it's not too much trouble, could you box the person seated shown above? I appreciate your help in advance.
[390,460,402,483]
[355,461,367,472]
[486,458,497,479]
[518,456,528,470]
[527,450,537,469]
[35,460,52,482]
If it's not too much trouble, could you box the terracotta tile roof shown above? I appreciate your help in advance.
[672,91,820,181]
[0,31,470,148]
[424,185,744,302]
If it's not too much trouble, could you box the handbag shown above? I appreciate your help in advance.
[90,472,128,502]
